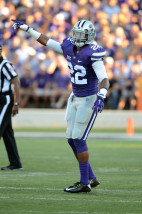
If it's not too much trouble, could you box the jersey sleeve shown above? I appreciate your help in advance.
[92,61,108,82]
[90,45,106,63]
[46,39,63,54]
[3,62,17,81]
[89,45,107,82]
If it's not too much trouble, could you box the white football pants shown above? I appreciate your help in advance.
[66,94,97,140]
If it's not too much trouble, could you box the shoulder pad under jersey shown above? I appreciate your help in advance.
[90,44,106,61]
[61,37,72,47]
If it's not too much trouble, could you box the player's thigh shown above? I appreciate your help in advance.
[72,95,96,139]
[66,103,76,139]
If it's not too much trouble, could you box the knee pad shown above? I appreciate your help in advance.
[73,139,88,153]
[67,138,77,153]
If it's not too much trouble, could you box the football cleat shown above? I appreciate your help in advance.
[89,178,100,188]
[1,165,23,170]
[64,181,80,191]
[64,182,91,193]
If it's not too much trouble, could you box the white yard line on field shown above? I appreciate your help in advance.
[0,210,138,214]
[33,197,142,203]
[0,196,10,198]
[0,168,139,179]
[0,186,62,190]
[0,194,141,204]
[0,186,142,193]
[0,210,108,214]
[0,210,46,214]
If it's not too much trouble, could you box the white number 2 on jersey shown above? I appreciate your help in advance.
[68,62,87,85]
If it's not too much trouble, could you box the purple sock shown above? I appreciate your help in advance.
[88,162,96,179]
[79,162,89,185]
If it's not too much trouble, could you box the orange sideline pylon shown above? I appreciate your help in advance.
[126,117,134,136]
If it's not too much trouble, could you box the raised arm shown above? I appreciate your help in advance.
[12,20,63,54]
[37,34,49,46]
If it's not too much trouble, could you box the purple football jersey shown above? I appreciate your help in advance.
[61,37,106,97]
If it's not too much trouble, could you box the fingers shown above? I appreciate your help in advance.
[12,106,19,116]
[12,23,19,30]
[11,19,23,25]
[98,108,102,113]
[99,103,104,113]
[11,19,17,22]
[11,19,25,30]
[92,95,104,112]
[92,102,95,110]
[12,110,18,117]
[12,23,20,30]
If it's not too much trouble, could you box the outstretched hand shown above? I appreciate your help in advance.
[92,94,104,113]
[11,19,29,32]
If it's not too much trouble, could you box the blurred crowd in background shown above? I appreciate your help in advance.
[0,0,142,110]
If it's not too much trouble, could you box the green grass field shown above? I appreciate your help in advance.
[0,136,142,214]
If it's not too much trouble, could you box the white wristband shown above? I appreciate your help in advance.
[99,88,108,98]
[28,28,41,40]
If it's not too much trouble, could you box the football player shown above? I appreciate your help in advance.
[12,19,109,193]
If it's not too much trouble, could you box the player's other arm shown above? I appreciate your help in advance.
[37,34,49,46]
[92,59,110,112]
[11,20,63,54]
[91,45,110,98]
[92,60,109,97]
[98,78,109,94]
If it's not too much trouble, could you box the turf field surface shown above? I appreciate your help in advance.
[0,137,141,214]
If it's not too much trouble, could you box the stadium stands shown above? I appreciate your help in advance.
[1,0,142,110]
